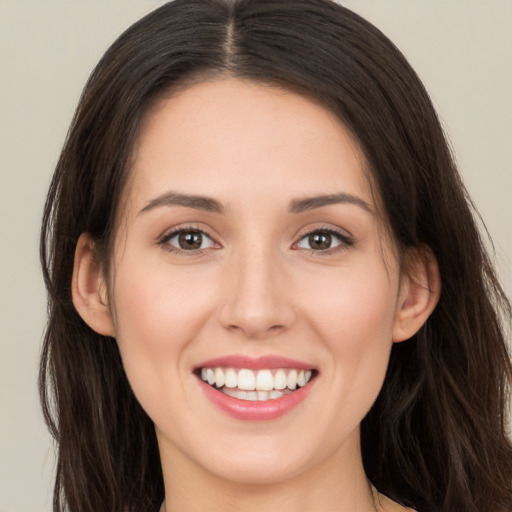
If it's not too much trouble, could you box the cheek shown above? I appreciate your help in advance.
[112,255,211,346]
[301,264,398,402]
[306,265,398,343]
[109,257,212,412]
[114,270,177,357]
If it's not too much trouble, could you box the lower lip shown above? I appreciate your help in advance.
[198,378,315,421]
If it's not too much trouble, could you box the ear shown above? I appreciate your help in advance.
[393,245,441,343]
[72,233,116,337]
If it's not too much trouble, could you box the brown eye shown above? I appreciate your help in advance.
[165,229,214,251]
[296,229,349,251]
[179,231,202,249]
[308,232,332,250]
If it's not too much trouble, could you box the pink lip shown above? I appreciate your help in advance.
[198,378,315,421]
[195,354,317,421]
[195,354,315,371]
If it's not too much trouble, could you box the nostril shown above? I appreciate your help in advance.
[223,322,287,340]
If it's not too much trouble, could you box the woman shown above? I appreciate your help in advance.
[39,1,512,511]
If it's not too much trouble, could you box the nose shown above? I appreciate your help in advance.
[218,244,296,340]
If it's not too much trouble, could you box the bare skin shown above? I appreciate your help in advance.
[72,79,439,512]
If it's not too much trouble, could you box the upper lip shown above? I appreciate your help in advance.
[195,354,316,371]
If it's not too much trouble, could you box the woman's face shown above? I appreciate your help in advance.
[108,79,408,484]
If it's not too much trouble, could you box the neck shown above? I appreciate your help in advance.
[158,429,377,512]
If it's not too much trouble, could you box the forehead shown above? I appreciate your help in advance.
[127,78,373,215]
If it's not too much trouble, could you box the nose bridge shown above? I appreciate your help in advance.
[219,239,293,338]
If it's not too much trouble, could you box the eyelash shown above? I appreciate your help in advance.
[158,226,354,255]
[293,227,354,255]
[158,225,217,255]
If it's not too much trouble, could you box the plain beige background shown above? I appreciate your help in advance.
[0,1,510,511]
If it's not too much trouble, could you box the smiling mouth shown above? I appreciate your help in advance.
[197,367,317,401]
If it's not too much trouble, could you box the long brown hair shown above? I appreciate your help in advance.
[40,1,512,511]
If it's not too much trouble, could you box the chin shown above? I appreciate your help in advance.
[204,451,311,486]
[162,428,320,486]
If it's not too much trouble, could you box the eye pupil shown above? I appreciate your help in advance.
[179,231,202,249]
[309,232,331,250]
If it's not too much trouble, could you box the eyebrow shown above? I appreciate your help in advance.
[139,191,224,215]
[289,193,373,214]
[139,190,372,216]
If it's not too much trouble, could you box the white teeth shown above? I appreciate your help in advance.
[222,387,247,400]
[256,370,274,391]
[199,366,314,395]
[222,387,291,401]
[287,369,298,390]
[274,369,287,390]
[246,391,258,401]
[225,369,237,388]
[238,369,256,390]
[214,368,225,388]
[257,390,269,401]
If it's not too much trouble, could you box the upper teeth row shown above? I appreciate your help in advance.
[200,367,313,391]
